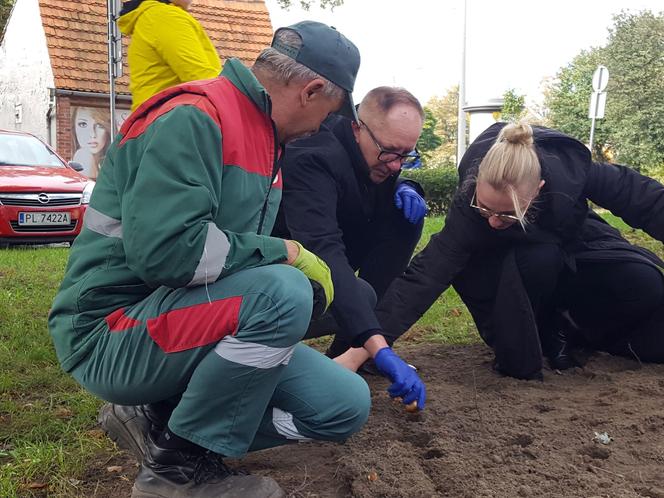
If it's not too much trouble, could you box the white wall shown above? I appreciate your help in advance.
[0,0,54,142]
[468,112,500,144]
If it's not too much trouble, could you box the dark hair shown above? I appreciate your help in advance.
[359,87,424,120]
[120,0,170,16]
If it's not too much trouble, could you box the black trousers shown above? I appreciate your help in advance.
[303,209,423,355]
[454,243,664,364]
[557,259,664,360]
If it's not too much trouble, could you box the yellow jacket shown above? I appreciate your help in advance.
[118,0,222,110]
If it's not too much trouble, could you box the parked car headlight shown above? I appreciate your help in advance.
[81,182,95,204]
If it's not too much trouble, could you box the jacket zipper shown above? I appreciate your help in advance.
[257,120,280,234]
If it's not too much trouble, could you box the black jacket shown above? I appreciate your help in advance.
[376,123,664,377]
[273,115,419,346]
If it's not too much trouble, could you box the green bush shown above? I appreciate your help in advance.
[643,163,664,184]
[401,166,459,214]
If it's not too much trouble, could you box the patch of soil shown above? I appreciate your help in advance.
[79,343,664,498]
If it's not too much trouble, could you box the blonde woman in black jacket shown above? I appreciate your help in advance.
[367,122,664,380]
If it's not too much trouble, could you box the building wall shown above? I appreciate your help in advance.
[0,0,54,142]
[57,95,131,180]
[56,96,72,160]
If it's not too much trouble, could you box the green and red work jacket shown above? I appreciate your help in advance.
[49,58,288,372]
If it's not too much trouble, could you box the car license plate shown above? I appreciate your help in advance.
[18,211,71,226]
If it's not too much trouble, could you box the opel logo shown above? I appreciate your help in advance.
[38,193,50,204]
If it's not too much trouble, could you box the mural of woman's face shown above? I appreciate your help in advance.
[75,108,109,155]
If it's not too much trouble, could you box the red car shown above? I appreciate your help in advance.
[0,129,94,246]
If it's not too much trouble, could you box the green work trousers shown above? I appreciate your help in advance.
[71,265,371,457]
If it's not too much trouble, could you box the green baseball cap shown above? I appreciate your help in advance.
[272,20,360,122]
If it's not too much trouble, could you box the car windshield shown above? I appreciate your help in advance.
[0,133,65,168]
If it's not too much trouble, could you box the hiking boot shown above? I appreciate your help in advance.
[131,433,285,498]
[99,403,166,460]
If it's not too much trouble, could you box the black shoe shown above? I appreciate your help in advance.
[309,279,327,321]
[325,337,350,359]
[357,358,381,376]
[99,403,166,460]
[543,330,577,371]
[131,433,285,498]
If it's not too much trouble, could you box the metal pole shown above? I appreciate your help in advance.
[106,0,125,139]
[456,0,468,166]
[107,0,118,139]
[588,90,601,153]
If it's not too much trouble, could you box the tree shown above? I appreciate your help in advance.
[416,107,443,161]
[500,89,526,123]
[276,0,344,9]
[545,11,664,168]
[425,86,459,167]
[0,0,15,38]
[602,11,664,169]
[545,48,610,158]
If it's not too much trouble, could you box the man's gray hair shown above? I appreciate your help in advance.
[253,29,345,100]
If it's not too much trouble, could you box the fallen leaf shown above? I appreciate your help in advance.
[450,308,462,317]
[85,429,106,440]
[25,482,48,489]
[54,407,74,419]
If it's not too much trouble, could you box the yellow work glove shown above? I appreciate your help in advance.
[291,241,334,312]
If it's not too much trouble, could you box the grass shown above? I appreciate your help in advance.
[404,215,480,345]
[0,247,114,497]
[599,211,663,255]
[0,213,662,496]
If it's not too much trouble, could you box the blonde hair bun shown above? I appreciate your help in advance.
[498,122,534,146]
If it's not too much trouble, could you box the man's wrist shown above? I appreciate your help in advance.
[363,333,389,357]
[284,240,300,265]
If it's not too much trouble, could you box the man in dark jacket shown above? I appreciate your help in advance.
[374,122,664,380]
[274,86,426,369]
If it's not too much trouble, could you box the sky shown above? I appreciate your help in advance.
[264,0,663,107]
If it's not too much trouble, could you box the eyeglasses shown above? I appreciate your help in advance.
[469,190,530,223]
[359,120,420,166]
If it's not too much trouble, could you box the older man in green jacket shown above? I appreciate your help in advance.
[49,21,426,498]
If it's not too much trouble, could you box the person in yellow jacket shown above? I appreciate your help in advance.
[118,0,222,111]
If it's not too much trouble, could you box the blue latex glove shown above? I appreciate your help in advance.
[394,183,427,224]
[401,156,422,170]
[374,347,426,410]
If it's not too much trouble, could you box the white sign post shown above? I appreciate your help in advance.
[588,65,609,152]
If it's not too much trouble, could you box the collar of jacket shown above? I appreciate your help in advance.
[221,58,272,116]
[330,116,377,187]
